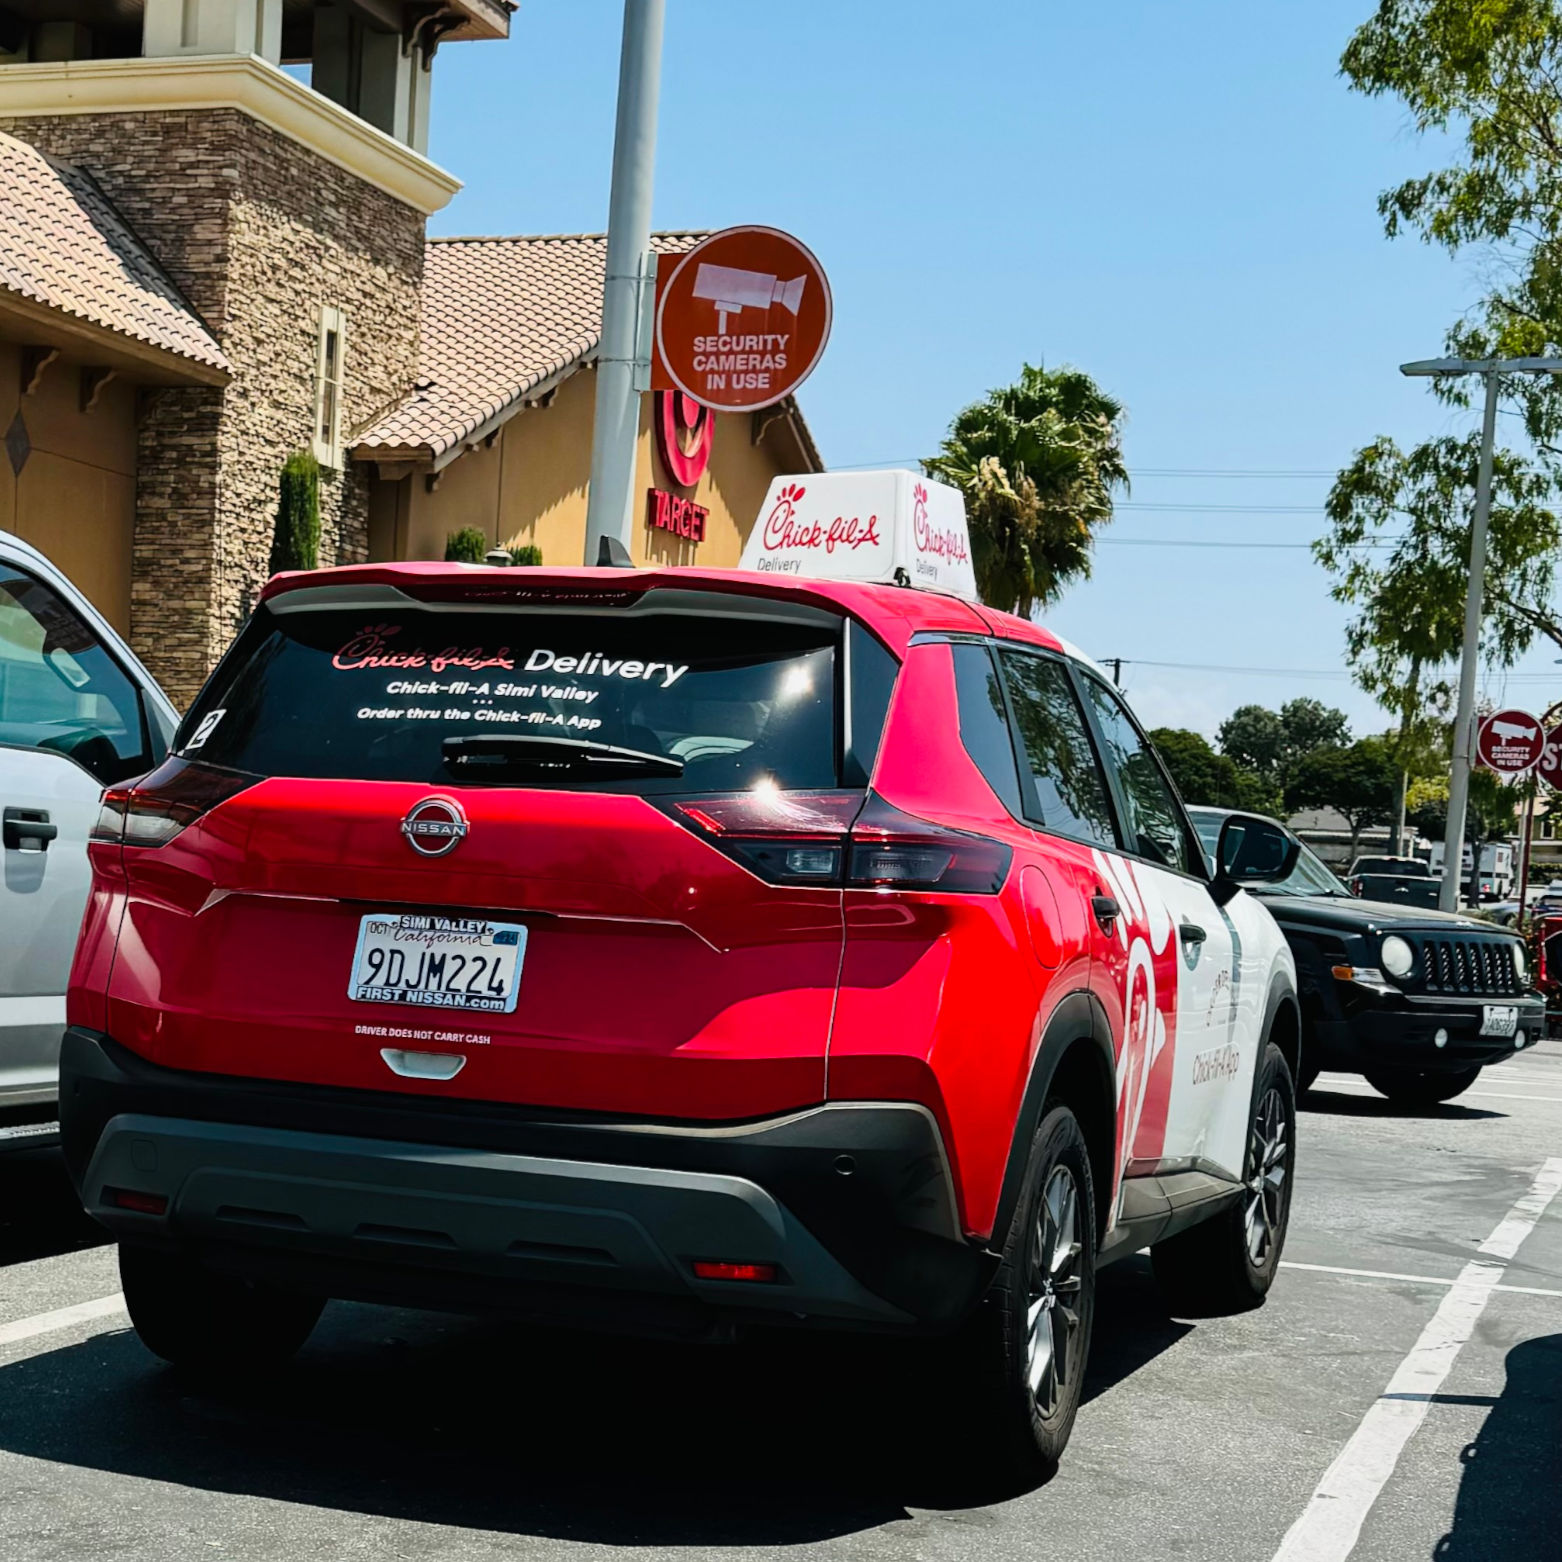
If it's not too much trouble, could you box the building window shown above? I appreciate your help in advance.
[313,305,347,469]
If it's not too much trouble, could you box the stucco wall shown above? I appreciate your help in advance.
[378,368,814,570]
[1,108,425,707]
[0,340,136,633]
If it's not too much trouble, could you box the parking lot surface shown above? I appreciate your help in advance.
[1,1043,1559,1562]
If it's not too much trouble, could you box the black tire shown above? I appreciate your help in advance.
[936,1103,1098,1483]
[1153,1041,1295,1315]
[119,1244,324,1374]
[1363,1065,1481,1106]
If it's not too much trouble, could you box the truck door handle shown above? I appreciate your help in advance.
[1180,921,1207,946]
[1091,894,1119,932]
[2,808,57,851]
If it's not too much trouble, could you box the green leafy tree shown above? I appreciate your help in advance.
[1217,700,1351,791]
[1288,737,1401,863]
[925,363,1127,616]
[1317,434,1560,851]
[1149,728,1282,815]
[1280,698,1350,759]
[1217,705,1286,780]
[1341,1,1562,449]
[445,527,489,564]
[268,450,321,575]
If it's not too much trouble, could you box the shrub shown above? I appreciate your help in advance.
[269,450,321,575]
[445,527,488,563]
[509,544,543,566]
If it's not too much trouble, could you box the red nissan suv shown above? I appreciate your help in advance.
[62,562,1300,1475]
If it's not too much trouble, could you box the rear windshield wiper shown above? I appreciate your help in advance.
[441,735,685,778]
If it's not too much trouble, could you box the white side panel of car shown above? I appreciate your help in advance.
[0,531,177,1114]
[0,746,100,1102]
[1124,863,1294,1184]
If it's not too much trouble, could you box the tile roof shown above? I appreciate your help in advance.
[355,231,706,461]
[0,131,228,375]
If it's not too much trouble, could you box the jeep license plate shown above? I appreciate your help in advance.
[1480,1005,1519,1039]
[348,913,526,1013]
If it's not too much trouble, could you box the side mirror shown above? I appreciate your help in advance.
[1213,813,1299,905]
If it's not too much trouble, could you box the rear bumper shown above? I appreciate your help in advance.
[1312,991,1545,1074]
[60,1028,990,1337]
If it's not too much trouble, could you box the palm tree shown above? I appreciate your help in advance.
[925,363,1128,616]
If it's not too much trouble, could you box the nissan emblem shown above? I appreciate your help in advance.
[401,796,468,857]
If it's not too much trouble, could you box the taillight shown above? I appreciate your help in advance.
[666,788,861,884]
[1351,878,1364,896]
[847,793,1012,892]
[663,788,1011,893]
[90,757,257,848]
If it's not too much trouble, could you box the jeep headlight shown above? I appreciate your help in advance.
[1513,941,1528,982]
[1381,935,1415,980]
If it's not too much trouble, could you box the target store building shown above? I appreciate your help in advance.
[355,231,822,569]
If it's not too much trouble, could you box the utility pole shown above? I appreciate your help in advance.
[1400,354,1562,911]
[1102,657,1124,687]
[584,0,665,566]
[1438,370,1499,913]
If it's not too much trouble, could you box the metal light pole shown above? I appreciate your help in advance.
[1400,356,1562,911]
[584,0,666,566]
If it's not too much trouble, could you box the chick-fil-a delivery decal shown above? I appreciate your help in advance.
[333,624,516,674]
[332,626,690,690]
[759,483,883,557]
[912,482,969,564]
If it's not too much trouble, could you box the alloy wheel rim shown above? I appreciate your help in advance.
[1025,1164,1084,1419]
[1245,1086,1289,1268]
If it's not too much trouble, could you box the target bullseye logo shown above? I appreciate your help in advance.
[400,797,468,857]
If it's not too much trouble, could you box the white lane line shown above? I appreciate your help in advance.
[0,1294,126,1351]
[1313,1078,1562,1105]
[1270,1157,1562,1562]
[1280,1259,1562,1299]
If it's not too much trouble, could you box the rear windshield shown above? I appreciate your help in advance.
[178,605,845,793]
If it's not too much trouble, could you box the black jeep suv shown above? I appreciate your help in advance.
[1190,808,1542,1105]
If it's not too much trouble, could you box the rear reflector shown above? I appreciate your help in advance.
[104,1187,168,1216]
[664,788,1011,893]
[92,757,257,848]
[691,1261,777,1283]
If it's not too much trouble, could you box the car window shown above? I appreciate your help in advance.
[1081,674,1197,874]
[951,642,1025,818]
[180,605,846,794]
[0,565,148,785]
[997,649,1117,846]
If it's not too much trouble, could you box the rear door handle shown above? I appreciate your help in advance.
[2,808,57,851]
[1180,921,1207,946]
[1091,894,1119,933]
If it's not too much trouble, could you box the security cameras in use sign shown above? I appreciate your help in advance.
[652,226,832,412]
[1476,708,1546,775]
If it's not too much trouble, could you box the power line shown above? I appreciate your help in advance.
[826,461,1339,478]
[1107,656,1560,683]
[1116,501,1325,513]
[1098,537,1398,550]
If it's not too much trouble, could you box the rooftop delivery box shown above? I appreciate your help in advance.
[740,470,978,601]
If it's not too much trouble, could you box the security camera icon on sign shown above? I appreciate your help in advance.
[693,263,807,334]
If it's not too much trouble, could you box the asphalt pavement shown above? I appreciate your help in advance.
[1,1043,1560,1562]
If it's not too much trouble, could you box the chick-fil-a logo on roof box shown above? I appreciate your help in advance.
[741,470,976,600]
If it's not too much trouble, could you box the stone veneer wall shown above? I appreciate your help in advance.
[0,108,425,707]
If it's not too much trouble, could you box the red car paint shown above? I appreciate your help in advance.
[66,562,1268,1248]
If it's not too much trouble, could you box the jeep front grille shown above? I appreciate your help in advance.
[1412,935,1523,997]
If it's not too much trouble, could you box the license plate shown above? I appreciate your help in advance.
[1481,1005,1519,1039]
[348,913,526,1013]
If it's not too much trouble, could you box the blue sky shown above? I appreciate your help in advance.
[426,1,1562,740]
